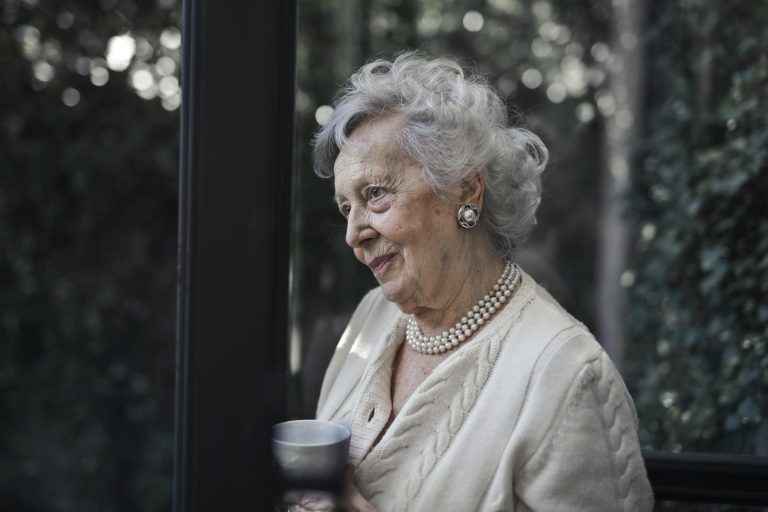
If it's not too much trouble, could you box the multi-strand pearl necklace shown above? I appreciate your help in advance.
[406,262,521,355]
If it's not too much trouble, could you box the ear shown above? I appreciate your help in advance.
[458,170,486,210]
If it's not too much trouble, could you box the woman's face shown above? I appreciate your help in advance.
[334,116,466,313]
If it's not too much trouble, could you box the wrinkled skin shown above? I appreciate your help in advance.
[334,115,503,336]
[283,466,376,512]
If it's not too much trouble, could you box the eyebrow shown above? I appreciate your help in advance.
[333,186,353,206]
[333,165,394,205]
[333,184,349,205]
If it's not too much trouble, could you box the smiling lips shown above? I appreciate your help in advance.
[368,254,394,274]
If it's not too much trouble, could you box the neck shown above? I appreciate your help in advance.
[414,244,505,337]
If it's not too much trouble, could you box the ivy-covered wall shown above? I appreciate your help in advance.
[1,3,180,510]
[626,0,768,454]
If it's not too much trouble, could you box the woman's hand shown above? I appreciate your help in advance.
[283,490,337,512]
[283,465,377,512]
[342,465,377,512]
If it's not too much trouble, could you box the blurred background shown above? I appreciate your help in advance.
[1,0,766,510]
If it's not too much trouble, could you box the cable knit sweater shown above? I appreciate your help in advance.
[316,272,654,511]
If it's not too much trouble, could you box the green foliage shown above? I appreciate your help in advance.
[0,1,179,510]
[625,0,768,453]
[4,0,765,510]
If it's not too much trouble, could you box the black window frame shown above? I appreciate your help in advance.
[172,0,768,509]
[645,451,768,506]
[173,0,295,509]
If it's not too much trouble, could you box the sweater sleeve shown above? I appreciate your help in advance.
[515,349,654,512]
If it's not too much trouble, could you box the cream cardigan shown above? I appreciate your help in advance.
[316,272,654,511]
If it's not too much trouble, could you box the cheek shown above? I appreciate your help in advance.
[416,208,458,265]
[374,206,409,241]
[382,196,453,251]
[403,215,451,262]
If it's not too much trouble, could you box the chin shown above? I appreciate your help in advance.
[379,279,414,310]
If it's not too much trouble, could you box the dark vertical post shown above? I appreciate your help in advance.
[174,1,295,510]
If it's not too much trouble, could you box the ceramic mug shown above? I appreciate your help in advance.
[272,419,351,483]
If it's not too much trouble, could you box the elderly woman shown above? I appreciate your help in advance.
[299,53,653,511]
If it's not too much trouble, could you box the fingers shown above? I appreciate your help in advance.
[282,491,338,512]
[342,466,378,512]
[282,466,375,512]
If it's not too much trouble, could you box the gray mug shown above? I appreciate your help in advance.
[272,419,351,482]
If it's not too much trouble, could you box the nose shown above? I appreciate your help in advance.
[345,207,377,248]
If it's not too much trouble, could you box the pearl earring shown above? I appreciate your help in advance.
[457,203,480,229]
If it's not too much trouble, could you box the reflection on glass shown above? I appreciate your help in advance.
[292,0,768,460]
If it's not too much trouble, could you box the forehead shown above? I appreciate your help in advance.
[333,116,406,191]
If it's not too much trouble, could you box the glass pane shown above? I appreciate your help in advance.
[1,2,180,510]
[620,2,767,456]
[291,0,768,462]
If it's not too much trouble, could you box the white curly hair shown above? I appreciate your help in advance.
[313,52,548,257]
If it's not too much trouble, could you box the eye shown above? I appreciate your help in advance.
[369,186,385,199]
[339,203,351,218]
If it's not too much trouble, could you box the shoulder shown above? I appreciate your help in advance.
[502,273,639,450]
[507,279,651,508]
[527,280,630,411]
[481,273,652,509]
[498,272,606,385]
[513,340,652,509]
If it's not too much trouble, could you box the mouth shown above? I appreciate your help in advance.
[367,254,395,275]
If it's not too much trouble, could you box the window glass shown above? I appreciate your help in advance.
[292,0,768,460]
[1,2,180,510]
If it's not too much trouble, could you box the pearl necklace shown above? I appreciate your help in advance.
[406,262,521,355]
